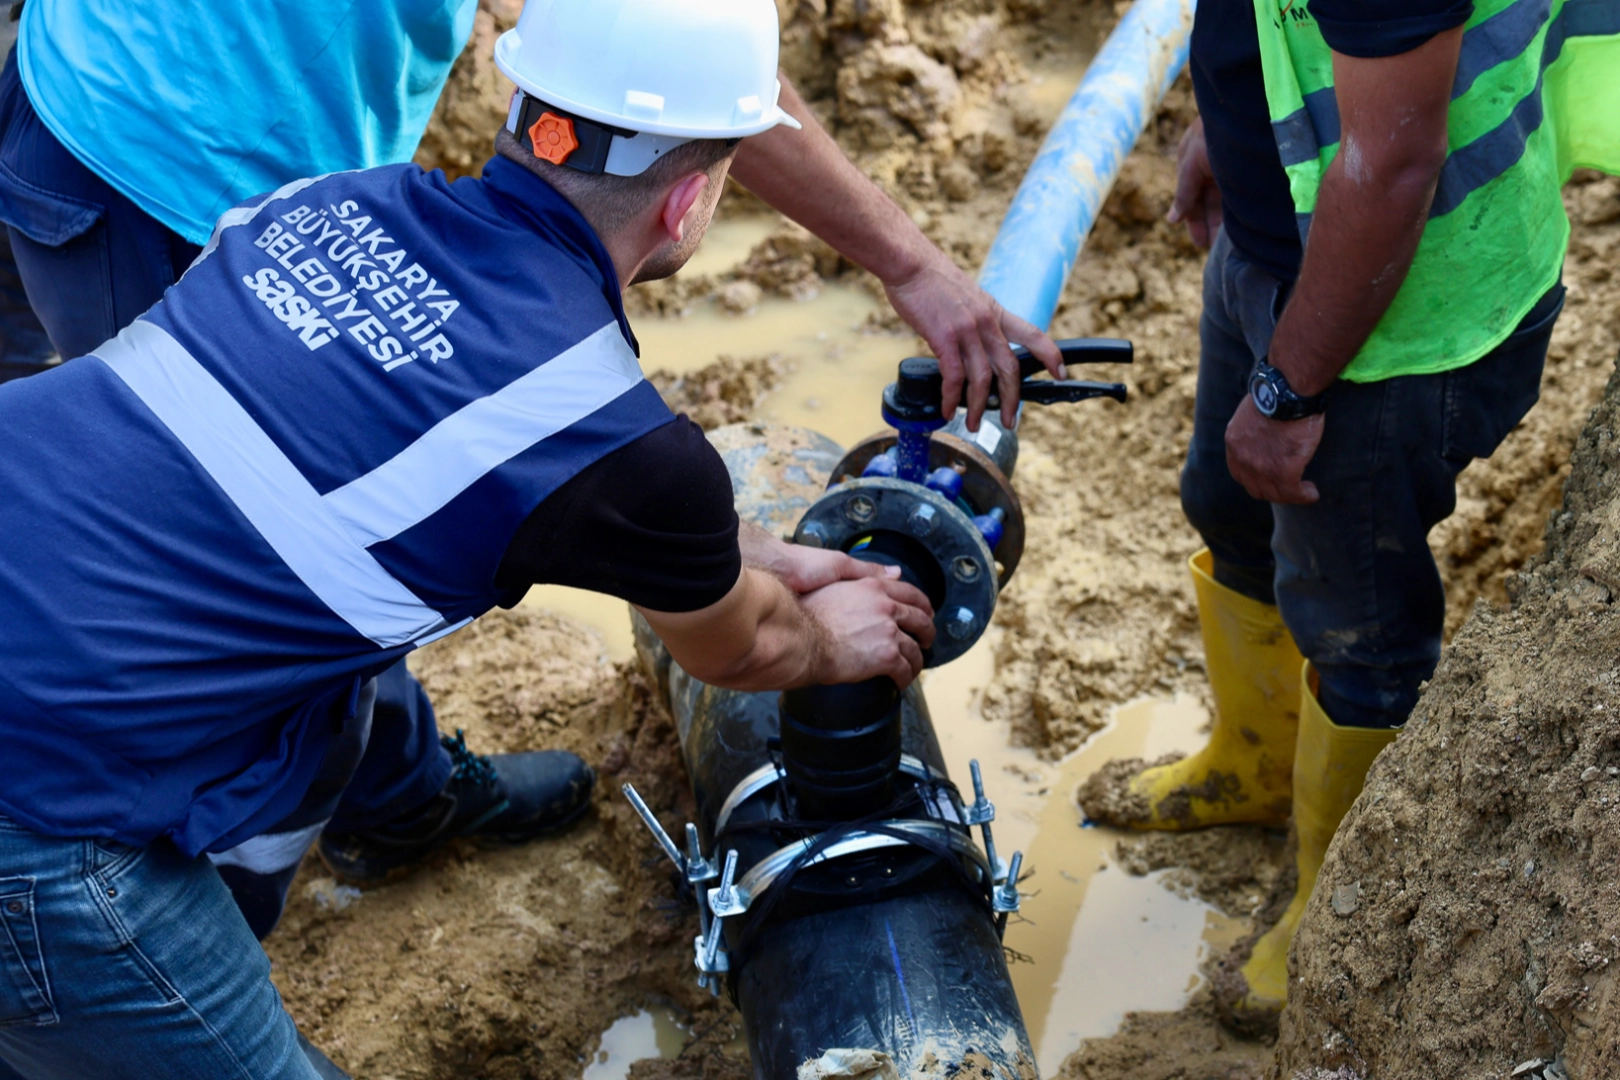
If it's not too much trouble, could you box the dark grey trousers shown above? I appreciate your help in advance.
[1181,229,1563,728]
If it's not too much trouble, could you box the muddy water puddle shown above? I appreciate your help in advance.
[924,639,1242,1075]
[582,1007,688,1080]
[544,213,1232,1075]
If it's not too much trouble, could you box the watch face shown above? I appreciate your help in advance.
[1253,376,1278,415]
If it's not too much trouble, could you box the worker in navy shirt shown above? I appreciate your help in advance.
[0,0,1061,975]
[0,3,951,1077]
[1086,0,1616,1031]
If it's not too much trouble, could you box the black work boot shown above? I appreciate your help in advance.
[318,730,595,883]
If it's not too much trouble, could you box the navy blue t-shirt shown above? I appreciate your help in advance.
[1190,0,1474,280]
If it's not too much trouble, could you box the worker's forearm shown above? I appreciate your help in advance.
[1267,153,1437,396]
[1268,33,1459,397]
[731,76,933,287]
[655,568,828,691]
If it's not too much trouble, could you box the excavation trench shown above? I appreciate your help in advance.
[520,218,1239,1076]
[265,1,1620,1075]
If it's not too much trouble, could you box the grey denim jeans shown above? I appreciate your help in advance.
[1180,229,1563,728]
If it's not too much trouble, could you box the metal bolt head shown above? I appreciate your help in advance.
[946,607,978,641]
[906,504,938,537]
[800,521,830,549]
[844,495,877,525]
[952,556,982,583]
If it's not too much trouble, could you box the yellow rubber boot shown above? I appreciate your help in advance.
[1122,549,1303,829]
[1228,664,1398,1024]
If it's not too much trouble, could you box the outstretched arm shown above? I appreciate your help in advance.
[730,76,1063,432]
[1225,26,1463,505]
[637,525,937,690]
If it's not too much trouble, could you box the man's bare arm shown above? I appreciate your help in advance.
[730,76,1062,431]
[1267,27,1462,396]
[1226,27,1463,505]
[636,562,936,692]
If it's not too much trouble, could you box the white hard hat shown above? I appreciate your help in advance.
[495,0,802,176]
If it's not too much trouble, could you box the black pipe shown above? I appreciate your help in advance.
[635,423,1033,1078]
[666,667,1032,1078]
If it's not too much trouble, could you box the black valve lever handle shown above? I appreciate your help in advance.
[973,378,1128,410]
[1011,337,1134,379]
[1019,380,1128,405]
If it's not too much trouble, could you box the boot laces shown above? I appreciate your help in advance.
[441,729,499,791]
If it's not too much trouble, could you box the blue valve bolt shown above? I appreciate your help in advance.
[925,466,964,502]
[972,506,1006,550]
[861,449,899,479]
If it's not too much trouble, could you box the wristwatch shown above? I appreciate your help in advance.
[1248,359,1326,421]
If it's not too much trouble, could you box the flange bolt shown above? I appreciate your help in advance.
[946,607,978,640]
[800,522,830,548]
[845,494,877,525]
[906,504,938,537]
[952,556,982,583]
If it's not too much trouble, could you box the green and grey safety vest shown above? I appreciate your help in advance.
[1254,0,1620,382]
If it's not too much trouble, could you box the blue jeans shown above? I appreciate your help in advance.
[1182,230,1562,729]
[0,45,453,934]
[0,817,320,1080]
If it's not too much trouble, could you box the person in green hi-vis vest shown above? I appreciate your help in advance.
[1083,0,1620,1032]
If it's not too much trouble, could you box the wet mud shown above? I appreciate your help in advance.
[265,1,1620,1077]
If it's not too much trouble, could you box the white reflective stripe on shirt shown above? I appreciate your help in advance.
[322,321,643,546]
[95,319,447,648]
[187,174,326,272]
[206,821,327,875]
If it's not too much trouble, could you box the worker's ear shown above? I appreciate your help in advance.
[658,172,711,244]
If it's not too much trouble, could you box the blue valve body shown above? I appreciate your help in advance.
[882,405,943,484]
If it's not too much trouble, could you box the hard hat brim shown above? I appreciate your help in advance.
[494,32,802,139]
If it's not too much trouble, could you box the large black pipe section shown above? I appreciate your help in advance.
[632,424,1032,1080]
[682,673,1024,1078]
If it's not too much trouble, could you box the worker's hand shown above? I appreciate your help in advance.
[763,541,894,595]
[1225,395,1323,505]
[802,574,936,688]
[883,250,1063,433]
[738,521,892,594]
[1168,118,1223,249]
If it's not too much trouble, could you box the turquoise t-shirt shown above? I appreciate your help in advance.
[17,0,480,244]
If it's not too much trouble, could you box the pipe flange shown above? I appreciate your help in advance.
[794,477,997,667]
[829,432,1025,587]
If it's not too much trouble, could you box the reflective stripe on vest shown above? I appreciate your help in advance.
[1253,0,1620,381]
[96,315,643,648]
[1271,0,1620,227]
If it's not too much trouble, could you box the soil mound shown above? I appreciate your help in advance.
[1268,371,1620,1080]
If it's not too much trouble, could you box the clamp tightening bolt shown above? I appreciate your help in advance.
[993,851,1024,913]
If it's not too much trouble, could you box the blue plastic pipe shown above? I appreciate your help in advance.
[978,0,1197,332]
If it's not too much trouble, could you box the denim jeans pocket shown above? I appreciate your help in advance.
[88,837,148,885]
[0,877,55,1027]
